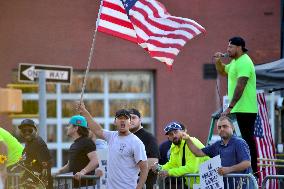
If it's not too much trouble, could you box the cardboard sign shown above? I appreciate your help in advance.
[199,155,224,189]
[96,149,108,189]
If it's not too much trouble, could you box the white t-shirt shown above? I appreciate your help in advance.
[103,130,147,189]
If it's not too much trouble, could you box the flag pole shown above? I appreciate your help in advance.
[80,0,104,104]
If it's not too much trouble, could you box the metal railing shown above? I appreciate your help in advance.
[5,173,100,189]
[5,173,21,189]
[154,173,258,189]
[53,174,100,189]
[261,175,284,189]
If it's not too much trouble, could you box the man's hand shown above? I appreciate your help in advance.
[218,167,232,175]
[181,132,190,140]
[214,52,223,62]
[95,168,103,177]
[75,101,87,115]
[74,169,86,180]
[221,107,231,116]
[151,162,161,173]
[158,170,169,177]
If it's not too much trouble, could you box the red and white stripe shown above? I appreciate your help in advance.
[255,93,277,189]
[97,0,205,67]
[98,0,137,42]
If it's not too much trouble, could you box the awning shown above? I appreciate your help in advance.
[255,58,284,91]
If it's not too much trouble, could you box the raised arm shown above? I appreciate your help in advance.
[76,102,105,139]
[214,52,227,76]
[182,134,206,157]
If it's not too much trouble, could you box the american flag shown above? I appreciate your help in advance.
[97,0,206,67]
[255,93,277,188]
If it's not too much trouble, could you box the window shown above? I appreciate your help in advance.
[12,71,154,171]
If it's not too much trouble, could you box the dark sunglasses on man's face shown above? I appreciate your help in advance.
[21,128,34,134]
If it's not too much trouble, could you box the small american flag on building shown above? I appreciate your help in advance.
[255,92,277,188]
[97,0,206,67]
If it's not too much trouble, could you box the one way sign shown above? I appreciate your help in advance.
[18,63,73,84]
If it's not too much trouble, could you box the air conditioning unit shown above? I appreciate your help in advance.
[0,88,22,113]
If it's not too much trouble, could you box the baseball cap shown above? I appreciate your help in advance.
[69,115,88,128]
[18,119,37,130]
[229,36,248,52]
[128,108,141,118]
[164,121,183,135]
[115,109,131,119]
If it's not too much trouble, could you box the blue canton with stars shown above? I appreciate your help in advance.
[254,114,264,138]
[121,0,138,14]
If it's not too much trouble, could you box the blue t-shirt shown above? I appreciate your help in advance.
[159,140,172,165]
[202,136,252,188]
[202,135,252,174]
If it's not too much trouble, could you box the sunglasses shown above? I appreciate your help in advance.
[21,128,34,134]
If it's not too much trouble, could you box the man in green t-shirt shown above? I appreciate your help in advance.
[214,36,258,176]
[0,127,24,185]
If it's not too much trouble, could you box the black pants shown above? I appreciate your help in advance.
[235,113,258,176]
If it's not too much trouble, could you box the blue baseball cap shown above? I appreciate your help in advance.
[69,115,88,128]
[164,122,183,135]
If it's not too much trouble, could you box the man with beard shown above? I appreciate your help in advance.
[18,119,52,188]
[153,121,209,188]
[214,36,258,175]
[128,108,159,189]
[77,103,148,189]
[183,116,252,188]
[159,124,187,165]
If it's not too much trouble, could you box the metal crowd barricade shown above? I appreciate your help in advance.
[6,173,21,189]
[154,173,258,189]
[154,174,198,189]
[261,175,284,189]
[53,174,100,189]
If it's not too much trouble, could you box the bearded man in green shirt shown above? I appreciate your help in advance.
[214,36,258,176]
[152,122,209,188]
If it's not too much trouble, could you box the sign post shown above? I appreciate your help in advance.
[38,71,47,142]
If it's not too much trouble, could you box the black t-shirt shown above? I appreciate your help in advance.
[68,136,96,175]
[159,140,172,165]
[134,128,159,189]
[23,136,52,172]
[134,128,159,159]
[23,136,53,188]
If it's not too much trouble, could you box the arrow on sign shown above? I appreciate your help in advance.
[22,66,36,81]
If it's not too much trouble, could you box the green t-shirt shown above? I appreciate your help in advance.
[0,128,24,166]
[225,54,258,113]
